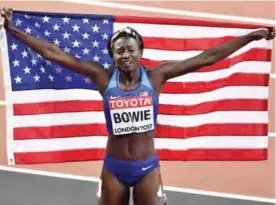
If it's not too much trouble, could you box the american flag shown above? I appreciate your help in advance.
[1,10,272,165]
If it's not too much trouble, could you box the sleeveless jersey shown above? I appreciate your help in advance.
[103,66,159,135]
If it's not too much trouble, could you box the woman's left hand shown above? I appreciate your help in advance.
[249,27,275,41]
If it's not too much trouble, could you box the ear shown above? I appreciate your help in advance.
[139,49,143,57]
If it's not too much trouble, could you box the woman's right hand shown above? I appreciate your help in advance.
[0,8,13,30]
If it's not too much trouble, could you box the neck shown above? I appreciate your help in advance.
[119,67,141,86]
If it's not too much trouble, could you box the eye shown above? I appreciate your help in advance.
[116,50,123,55]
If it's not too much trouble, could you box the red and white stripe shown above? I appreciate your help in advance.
[4,16,272,164]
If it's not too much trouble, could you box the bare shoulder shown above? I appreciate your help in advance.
[145,62,172,79]
[144,66,154,77]
[144,66,165,94]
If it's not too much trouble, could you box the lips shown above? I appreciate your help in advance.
[122,60,132,66]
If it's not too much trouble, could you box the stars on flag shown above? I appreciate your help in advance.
[42,16,51,23]
[15,19,22,26]
[65,75,72,82]
[12,59,20,67]
[92,24,100,32]
[24,14,31,19]
[92,40,99,47]
[62,32,70,39]
[53,39,60,46]
[31,58,37,66]
[34,22,40,28]
[72,24,80,32]
[21,50,28,58]
[64,47,70,53]
[49,74,54,82]
[40,66,46,74]
[9,12,115,90]
[10,43,18,51]
[93,55,100,62]
[44,30,51,37]
[62,17,70,23]
[24,27,32,34]
[82,18,89,24]
[102,33,109,40]
[53,24,61,31]
[84,77,92,84]
[82,32,89,39]
[14,76,22,84]
[82,48,90,55]
[34,75,40,82]
[102,48,108,55]
[55,67,62,73]
[72,40,81,48]
[103,62,110,69]
[23,66,31,74]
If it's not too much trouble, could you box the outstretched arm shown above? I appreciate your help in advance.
[1,8,110,91]
[153,27,275,83]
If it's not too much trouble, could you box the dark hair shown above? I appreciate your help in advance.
[107,27,144,57]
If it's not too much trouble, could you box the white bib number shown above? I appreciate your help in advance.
[109,96,155,135]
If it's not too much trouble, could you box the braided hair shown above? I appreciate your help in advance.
[107,27,144,57]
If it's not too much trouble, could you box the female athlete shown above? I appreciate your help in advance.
[1,8,275,205]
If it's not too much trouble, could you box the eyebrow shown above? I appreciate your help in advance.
[115,45,134,50]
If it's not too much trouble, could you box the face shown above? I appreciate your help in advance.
[112,36,142,73]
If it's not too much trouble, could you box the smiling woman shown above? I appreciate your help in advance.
[0,1,275,204]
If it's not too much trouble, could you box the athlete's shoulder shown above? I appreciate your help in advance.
[143,66,153,74]
[142,66,156,82]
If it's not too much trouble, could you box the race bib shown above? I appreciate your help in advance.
[109,96,155,135]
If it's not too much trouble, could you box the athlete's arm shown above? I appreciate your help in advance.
[152,28,275,83]
[1,8,110,90]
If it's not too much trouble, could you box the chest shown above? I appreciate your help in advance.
[118,81,140,92]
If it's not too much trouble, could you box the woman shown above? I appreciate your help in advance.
[1,8,275,205]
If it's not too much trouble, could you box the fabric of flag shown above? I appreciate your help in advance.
[1,10,272,165]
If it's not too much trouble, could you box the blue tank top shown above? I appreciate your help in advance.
[103,66,159,135]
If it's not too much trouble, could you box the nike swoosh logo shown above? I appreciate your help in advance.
[142,164,153,171]
[110,96,120,99]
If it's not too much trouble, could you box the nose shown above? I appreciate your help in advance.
[122,51,130,58]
